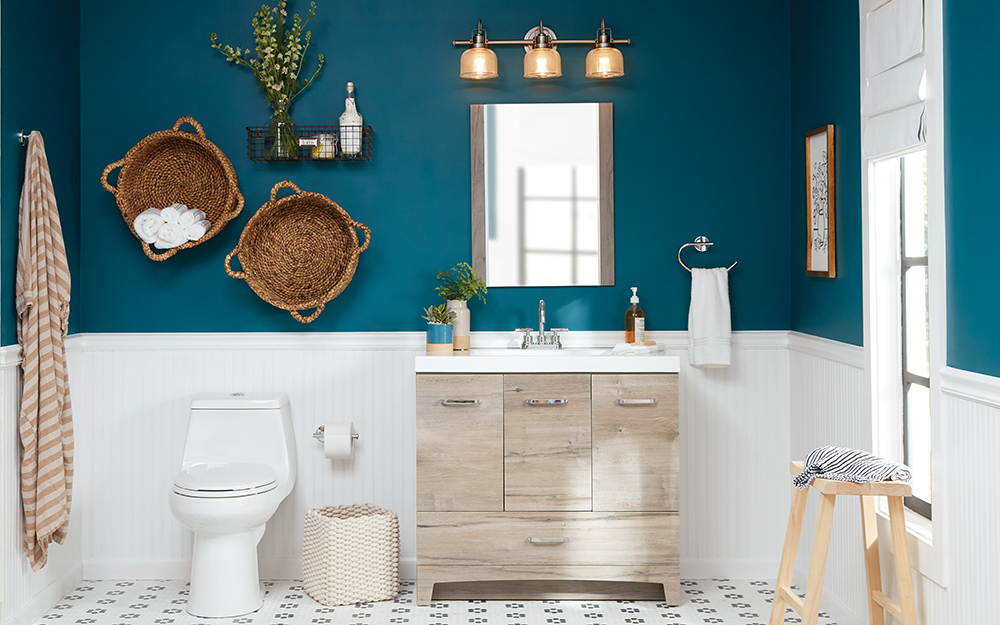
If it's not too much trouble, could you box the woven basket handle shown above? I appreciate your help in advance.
[172,116,207,139]
[100,158,126,195]
[292,305,324,323]
[224,248,246,279]
[271,180,303,202]
[142,243,180,262]
[354,221,371,253]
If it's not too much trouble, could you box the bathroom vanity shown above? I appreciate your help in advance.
[414,350,680,605]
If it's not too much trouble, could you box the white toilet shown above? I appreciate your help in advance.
[169,392,296,618]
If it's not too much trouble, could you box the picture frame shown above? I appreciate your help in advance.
[805,125,836,278]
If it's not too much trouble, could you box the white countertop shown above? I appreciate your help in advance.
[414,348,681,374]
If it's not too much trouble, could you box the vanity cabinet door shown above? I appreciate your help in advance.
[592,374,679,512]
[417,374,504,512]
[504,374,592,512]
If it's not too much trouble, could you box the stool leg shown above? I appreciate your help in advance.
[801,492,837,625]
[768,486,809,625]
[860,495,886,625]
[887,496,919,625]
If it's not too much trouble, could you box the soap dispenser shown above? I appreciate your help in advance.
[625,287,646,344]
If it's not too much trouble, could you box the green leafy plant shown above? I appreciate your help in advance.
[421,303,455,325]
[435,262,487,304]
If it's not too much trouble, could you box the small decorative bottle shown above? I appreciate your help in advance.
[339,82,363,156]
[625,287,646,344]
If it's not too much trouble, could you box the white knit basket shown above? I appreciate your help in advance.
[302,504,400,606]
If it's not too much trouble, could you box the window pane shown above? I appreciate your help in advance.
[576,254,600,286]
[524,253,571,286]
[905,383,932,503]
[902,151,927,257]
[904,265,930,378]
[524,201,572,250]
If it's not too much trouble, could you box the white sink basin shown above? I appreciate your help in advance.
[415,347,679,374]
[467,348,610,357]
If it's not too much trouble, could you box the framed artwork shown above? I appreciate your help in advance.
[805,125,836,277]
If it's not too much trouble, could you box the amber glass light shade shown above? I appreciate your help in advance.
[460,47,498,79]
[524,47,561,78]
[585,46,624,78]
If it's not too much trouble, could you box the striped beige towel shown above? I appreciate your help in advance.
[15,131,74,571]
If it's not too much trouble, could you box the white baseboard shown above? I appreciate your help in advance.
[3,565,83,625]
[680,559,779,580]
[83,557,418,583]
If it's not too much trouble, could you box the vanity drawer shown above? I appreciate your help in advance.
[417,374,504,512]
[417,511,678,567]
[592,374,679,512]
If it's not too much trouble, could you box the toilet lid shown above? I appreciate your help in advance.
[173,462,277,498]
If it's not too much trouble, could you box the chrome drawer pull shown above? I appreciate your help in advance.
[440,399,482,406]
[616,398,657,405]
[527,537,569,544]
[525,399,569,405]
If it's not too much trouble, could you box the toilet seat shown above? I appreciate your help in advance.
[173,462,277,498]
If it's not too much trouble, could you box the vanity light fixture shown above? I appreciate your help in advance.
[453,18,630,80]
[459,19,498,80]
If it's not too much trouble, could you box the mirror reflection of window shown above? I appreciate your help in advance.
[484,103,601,286]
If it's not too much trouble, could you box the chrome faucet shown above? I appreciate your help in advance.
[516,299,567,349]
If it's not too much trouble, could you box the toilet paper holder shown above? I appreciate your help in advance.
[312,425,360,443]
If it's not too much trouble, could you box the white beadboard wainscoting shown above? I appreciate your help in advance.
[1,344,84,625]
[787,332,1000,625]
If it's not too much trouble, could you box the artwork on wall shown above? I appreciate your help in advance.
[805,125,836,278]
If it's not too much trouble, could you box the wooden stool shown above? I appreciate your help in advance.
[769,461,918,625]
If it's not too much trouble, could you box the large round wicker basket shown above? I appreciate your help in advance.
[302,504,400,606]
[100,117,244,261]
[225,181,371,323]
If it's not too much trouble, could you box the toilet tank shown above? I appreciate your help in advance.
[180,392,297,485]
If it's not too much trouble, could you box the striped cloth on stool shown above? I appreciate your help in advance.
[793,445,911,490]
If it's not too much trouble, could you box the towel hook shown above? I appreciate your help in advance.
[678,236,738,272]
[17,129,30,146]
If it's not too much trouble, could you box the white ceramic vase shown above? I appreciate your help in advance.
[446,300,471,350]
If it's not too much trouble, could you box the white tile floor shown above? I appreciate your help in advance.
[32,579,837,625]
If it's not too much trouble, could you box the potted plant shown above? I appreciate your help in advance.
[210,0,325,158]
[422,303,455,355]
[435,262,487,351]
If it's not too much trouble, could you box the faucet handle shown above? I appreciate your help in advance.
[549,328,568,333]
[515,328,535,333]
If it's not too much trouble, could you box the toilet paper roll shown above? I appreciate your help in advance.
[324,422,356,459]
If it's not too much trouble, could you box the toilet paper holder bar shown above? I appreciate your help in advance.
[312,425,360,443]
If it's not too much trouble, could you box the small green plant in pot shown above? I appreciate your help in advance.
[422,303,455,355]
[435,262,487,351]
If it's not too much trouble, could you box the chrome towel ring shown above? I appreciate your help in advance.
[677,236,738,272]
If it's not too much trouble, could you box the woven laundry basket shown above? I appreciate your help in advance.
[100,116,243,261]
[302,504,399,606]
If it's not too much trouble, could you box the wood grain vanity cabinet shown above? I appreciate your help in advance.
[416,371,679,605]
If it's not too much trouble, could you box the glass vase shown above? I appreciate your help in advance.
[267,101,298,159]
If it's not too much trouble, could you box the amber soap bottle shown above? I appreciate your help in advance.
[625,287,646,344]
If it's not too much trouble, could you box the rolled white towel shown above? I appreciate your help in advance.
[160,203,188,224]
[133,208,165,244]
[184,219,211,241]
[177,208,206,229]
[153,222,186,249]
[606,342,668,356]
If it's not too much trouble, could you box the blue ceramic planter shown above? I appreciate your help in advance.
[426,323,453,354]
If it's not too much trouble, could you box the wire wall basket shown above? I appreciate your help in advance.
[246,125,373,162]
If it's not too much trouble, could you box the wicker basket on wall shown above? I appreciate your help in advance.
[225,180,371,323]
[302,504,400,606]
[100,117,244,261]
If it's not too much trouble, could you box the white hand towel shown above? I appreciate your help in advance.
[153,222,186,249]
[607,342,668,356]
[160,203,188,224]
[184,219,211,241]
[133,208,165,244]
[688,267,731,367]
[177,208,206,229]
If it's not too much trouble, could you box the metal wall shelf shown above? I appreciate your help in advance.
[246,125,373,162]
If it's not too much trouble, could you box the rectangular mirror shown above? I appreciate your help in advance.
[471,103,614,287]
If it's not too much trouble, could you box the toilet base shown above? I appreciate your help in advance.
[186,525,267,618]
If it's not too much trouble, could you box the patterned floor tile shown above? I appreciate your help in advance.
[33,579,837,625]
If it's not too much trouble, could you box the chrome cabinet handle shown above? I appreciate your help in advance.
[525,399,569,405]
[527,537,569,544]
[440,399,482,406]
[616,398,657,405]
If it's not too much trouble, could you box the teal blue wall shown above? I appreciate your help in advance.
[944,0,1000,377]
[788,0,863,346]
[75,0,792,333]
[1,0,81,345]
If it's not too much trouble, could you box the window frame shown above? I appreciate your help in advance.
[859,0,948,587]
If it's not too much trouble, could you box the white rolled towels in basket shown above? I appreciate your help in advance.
[159,202,188,224]
[153,222,186,249]
[184,219,211,241]
[133,208,164,244]
[178,208,206,229]
[302,504,399,606]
